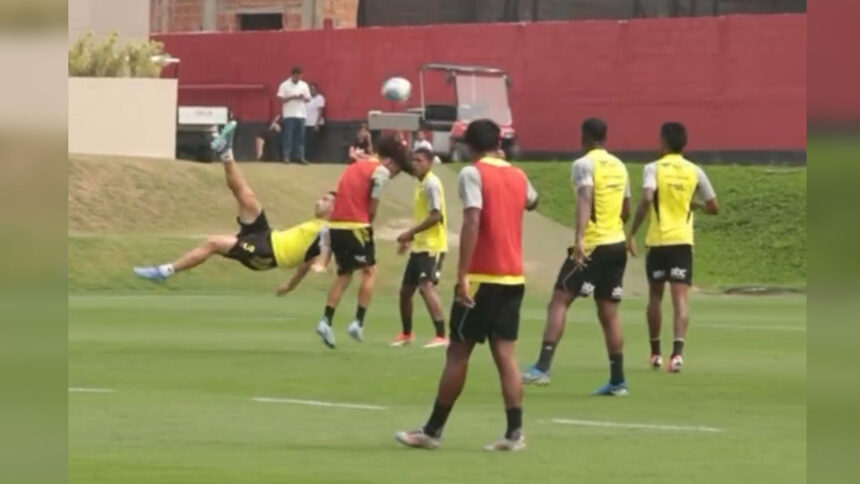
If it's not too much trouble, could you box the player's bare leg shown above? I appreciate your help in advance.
[647,281,666,368]
[346,266,376,342]
[393,283,418,346]
[593,299,628,396]
[668,282,689,372]
[316,273,352,349]
[486,338,525,450]
[171,235,237,272]
[221,154,263,224]
[524,289,574,384]
[418,280,448,347]
[395,340,475,449]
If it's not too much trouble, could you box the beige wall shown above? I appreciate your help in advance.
[68,78,178,159]
[69,0,150,44]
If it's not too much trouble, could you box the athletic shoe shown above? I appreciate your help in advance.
[315,319,336,349]
[593,381,629,396]
[133,266,166,281]
[522,364,551,386]
[483,433,526,452]
[210,120,237,157]
[422,336,449,349]
[390,332,414,347]
[649,354,663,370]
[668,354,684,373]
[347,320,364,342]
[394,429,440,450]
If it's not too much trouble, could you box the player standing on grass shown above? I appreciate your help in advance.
[133,121,334,295]
[391,148,449,349]
[522,118,632,395]
[395,119,539,451]
[314,136,411,349]
[626,122,719,373]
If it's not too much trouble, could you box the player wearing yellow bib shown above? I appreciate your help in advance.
[523,118,632,395]
[391,148,449,349]
[133,121,333,296]
[627,122,719,373]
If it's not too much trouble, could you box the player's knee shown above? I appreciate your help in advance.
[417,281,435,296]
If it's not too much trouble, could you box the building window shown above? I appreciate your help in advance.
[238,13,283,31]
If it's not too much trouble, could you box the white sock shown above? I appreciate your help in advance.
[158,264,175,278]
[220,149,234,163]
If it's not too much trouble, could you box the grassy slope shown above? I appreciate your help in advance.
[512,162,807,288]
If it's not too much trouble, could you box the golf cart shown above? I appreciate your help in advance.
[413,63,518,162]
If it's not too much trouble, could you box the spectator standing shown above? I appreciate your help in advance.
[413,131,441,164]
[305,83,326,162]
[255,115,282,161]
[277,66,311,165]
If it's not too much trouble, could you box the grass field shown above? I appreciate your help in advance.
[69,292,805,484]
[69,155,806,483]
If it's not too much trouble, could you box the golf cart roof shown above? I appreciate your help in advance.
[420,63,508,76]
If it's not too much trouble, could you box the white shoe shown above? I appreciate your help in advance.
[483,433,526,452]
[394,429,440,450]
[668,354,684,373]
[316,319,336,349]
[347,320,364,342]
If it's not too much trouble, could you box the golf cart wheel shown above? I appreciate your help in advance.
[502,141,519,161]
[450,142,468,163]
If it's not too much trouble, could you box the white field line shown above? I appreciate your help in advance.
[69,387,116,393]
[252,397,387,411]
[552,418,723,433]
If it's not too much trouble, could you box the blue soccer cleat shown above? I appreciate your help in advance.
[593,381,629,396]
[210,120,237,155]
[133,266,166,281]
[522,365,551,386]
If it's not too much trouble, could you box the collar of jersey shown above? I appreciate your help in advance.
[477,156,511,167]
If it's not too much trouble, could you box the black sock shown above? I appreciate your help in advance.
[402,315,413,335]
[505,407,523,439]
[535,341,557,373]
[323,306,335,326]
[672,339,685,357]
[356,305,367,327]
[650,338,661,356]
[432,318,445,338]
[423,399,452,438]
[609,353,625,385]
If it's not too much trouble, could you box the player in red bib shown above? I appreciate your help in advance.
[314,136,411,348]
[395,119,539,452]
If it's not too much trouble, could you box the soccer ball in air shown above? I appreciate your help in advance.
[382,77,412,102]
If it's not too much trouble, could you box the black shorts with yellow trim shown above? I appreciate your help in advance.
[554,241,627,301]
[646,244,693,285]
[449,282,525,343]
[402,252,445,286]
[224,211,278,271]
[330,227,375,275]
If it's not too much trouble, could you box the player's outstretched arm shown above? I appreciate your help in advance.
[276,261,313,296]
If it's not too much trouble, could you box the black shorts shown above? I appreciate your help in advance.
[646,244,693,285]
[554,242,627,302]
[330,227,376,275]
[402,252,445,286]
[449,283,525,343]
[224,211,278,271]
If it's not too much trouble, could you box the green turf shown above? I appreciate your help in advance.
[69,292,806,484]
[507,162,807,289]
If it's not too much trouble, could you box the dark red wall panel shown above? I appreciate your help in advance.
[156,14,806,151]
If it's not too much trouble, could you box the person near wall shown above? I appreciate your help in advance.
[305,83,326,162]
[277,66,311,165]
[255,115,282,161]
[348,123,374,162]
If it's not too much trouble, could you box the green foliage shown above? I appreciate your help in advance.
[512,161,807,288]
[68,31,170,78]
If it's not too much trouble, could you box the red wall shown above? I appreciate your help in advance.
[157,14,806,152]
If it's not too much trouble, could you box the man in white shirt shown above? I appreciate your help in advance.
[305,83,326,162]
[277,66,311,164]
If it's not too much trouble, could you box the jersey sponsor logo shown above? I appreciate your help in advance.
[670,267,688,280]
[579,281,595,296]
[652,270,666,280]
[612,286,624,299]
